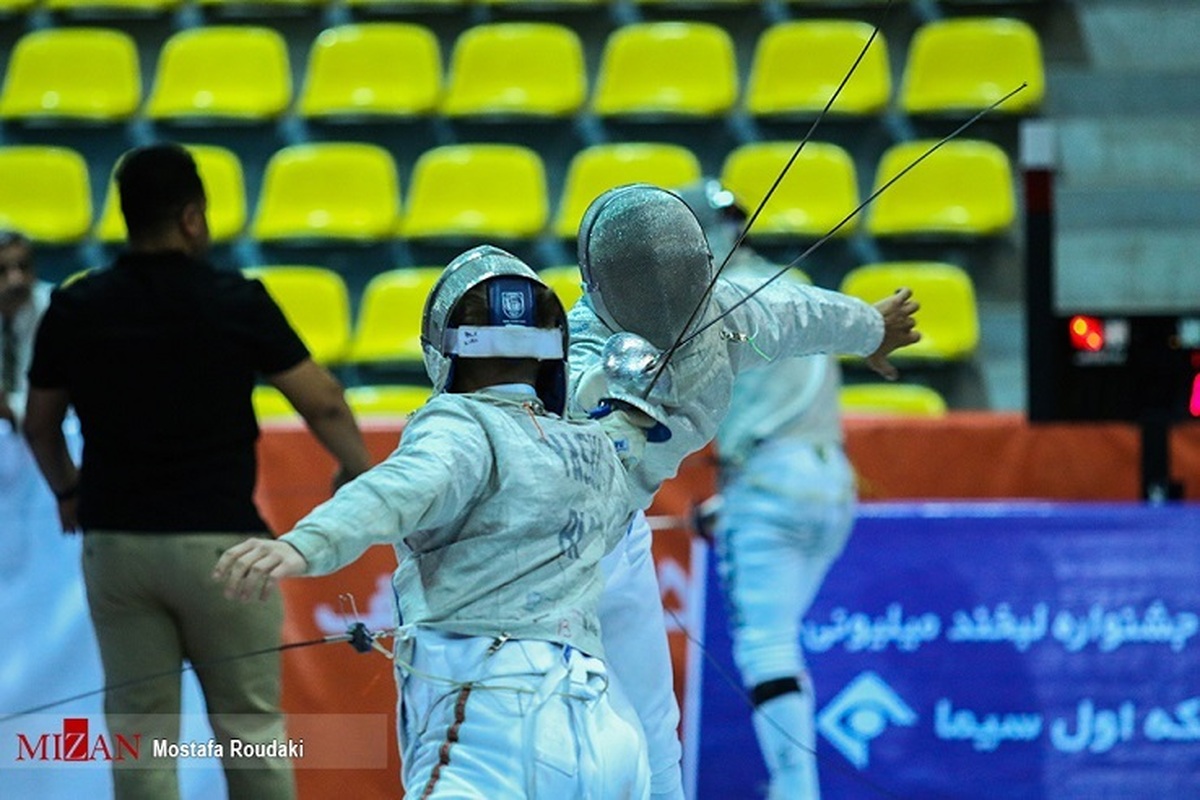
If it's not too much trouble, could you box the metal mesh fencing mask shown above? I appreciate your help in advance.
[421,245,568,413]
[577,184,714,350]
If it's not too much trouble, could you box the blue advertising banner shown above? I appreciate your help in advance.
[697,503,1200,800]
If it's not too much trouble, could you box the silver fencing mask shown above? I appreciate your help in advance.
[421,245,568,413]
[577,184,714,350]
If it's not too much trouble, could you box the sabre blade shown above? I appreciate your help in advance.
[645,0,897,395]
[679,82,1030,349]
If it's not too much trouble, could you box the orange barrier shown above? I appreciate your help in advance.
[254,412,1200,797]
[843,412,1200,500]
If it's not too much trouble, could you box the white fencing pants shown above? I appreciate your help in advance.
[715,438,855,800]
[399,632,650,800]
[600,512,685,800]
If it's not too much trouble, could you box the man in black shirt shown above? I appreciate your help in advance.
[24,143,371,800]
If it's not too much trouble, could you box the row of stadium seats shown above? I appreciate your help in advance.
[0,138,1016,243]
[253,379,950,422]
[245,259,979,369]
[0,0,1045,16]
[247,256,958,421]
[0,18,1044,123]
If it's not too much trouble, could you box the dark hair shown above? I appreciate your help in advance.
[114,144,205,241]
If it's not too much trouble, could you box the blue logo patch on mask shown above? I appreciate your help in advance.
[489,278,535,327]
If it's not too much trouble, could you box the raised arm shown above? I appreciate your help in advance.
[717,276,919,380]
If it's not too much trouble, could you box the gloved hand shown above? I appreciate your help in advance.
[588,399,662,469]
[600,331,674,401]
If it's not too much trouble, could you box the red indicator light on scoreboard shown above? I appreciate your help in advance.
[1191,373,1200,418]
[1068,315,1105,352]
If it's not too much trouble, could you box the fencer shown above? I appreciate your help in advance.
[575,184,919,800]
[216,246,654,799]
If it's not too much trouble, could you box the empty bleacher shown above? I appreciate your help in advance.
[0,0,1060,409]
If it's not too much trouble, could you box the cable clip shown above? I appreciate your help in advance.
[339,593,375,654]
[487,633,511,656]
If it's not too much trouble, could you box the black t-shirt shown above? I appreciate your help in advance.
[28,251,309,533]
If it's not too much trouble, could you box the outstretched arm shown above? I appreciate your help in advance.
[213,538,308,601]
[718,277,919,380]
[213,399,490,599]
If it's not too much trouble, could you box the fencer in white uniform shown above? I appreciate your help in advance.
[571,185,920,799]
[682,180,855,799]
[215,246,655,799]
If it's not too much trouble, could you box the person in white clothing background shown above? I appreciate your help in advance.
[0,229,51,432]
[680,179,856,799]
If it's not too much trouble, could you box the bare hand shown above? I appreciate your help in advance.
[212,538,308,601]
[866,288,921,380]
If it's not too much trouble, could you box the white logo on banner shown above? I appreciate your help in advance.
[817,672,917,768]
[313,575,395,635]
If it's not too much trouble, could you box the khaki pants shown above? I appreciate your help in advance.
[83,531,296,800]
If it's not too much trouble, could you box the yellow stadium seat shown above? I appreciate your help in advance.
[0,0,37,13]
[97,144,247,243]
[401,145,548,240]
[244,266,352,365]
[198,0,327,9]
[252,385,298,421]
[44,0,180,13]
[839,383,948,417]
[839,261,980,361]
[298,23,442,119]
[0,146,92,243]
[345,384,431,418]
[900,18,1044,115]
[0,29,141,122]
[251,143,403,242]
[746,21,891,117]
[720,142,860,238]
[553,143,702,238]
[146,27,291,121]
[633,0,751,5]
[345,0,463,9]
[866,139,1014,237]
[537,265,584,312]
[591,22,738,118]
[348,267,444,365]
[479,0,600,6]
[441,23,586,118]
